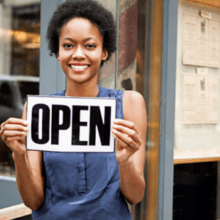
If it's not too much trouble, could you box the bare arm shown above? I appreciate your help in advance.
[0,103,44,210]
[112,91,147,205]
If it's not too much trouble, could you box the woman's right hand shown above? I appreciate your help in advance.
[0,118,29,156]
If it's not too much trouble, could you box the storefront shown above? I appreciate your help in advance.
[2,0,174,219]
[1,0,220,219]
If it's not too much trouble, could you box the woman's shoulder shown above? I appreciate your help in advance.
[123,90,146,120]
[123,90,145,103]
[99,86,145,105]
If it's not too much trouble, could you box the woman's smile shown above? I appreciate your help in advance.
[69,63,90,73]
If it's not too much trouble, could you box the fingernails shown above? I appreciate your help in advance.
[23,127,29,131]
[112,129,117,139]
[112,124,118,129]
[23,121,28,125]
[112,128,116,134]
[113,119,119,124]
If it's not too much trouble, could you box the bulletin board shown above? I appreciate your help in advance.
[174,1,220,162]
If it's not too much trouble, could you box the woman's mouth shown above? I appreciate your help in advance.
[70,64,89,72]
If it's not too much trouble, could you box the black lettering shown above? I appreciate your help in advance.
[31,104,50,144]
[89,106,111,146]
[51,105,70,145]
[72,106,88,145]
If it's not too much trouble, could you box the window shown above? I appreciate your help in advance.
[0,0,40,177]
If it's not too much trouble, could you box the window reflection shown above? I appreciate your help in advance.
[0,0,40,176]
[117,0,146,96]
[11,3,40,76]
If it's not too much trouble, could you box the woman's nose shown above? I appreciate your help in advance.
[72,46,85,59]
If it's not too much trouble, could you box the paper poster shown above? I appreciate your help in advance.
[197,17,209,65]
[183,14,220,68]
[196,75,209,122]
[181,73,197,123]
[209,76,219,122]
[209,20,220,67]
[183,15,198,65]
[26,96,116,152]
[181,73,218,124]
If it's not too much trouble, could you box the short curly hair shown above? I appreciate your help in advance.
[46,0,117,66]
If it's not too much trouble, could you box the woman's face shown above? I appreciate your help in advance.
[57,17,108,85]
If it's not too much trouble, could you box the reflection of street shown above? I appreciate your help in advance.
[0,139,15,177]
[0,76,39,176]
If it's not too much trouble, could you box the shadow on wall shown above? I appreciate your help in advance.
[121,78,133,90]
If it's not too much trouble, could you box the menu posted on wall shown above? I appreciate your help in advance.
[26,95,116,152]
[181,73,219,124]
[183,14,220,68]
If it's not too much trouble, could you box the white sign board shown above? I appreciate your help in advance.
[26,96,116,152]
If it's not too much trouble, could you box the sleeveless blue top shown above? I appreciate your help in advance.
[32,86,132,220]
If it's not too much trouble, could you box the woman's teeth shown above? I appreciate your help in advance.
[70,65,89,71]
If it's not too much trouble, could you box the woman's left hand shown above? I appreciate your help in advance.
[112,119,142,163]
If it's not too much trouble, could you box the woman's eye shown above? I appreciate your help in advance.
[63,44,73,48]
[86,44,96,48]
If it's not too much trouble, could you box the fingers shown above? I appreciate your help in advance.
[0,118,28,155]
[112,119,142,149]
[1,130,28,140]
[0,118,28,130]
[112,128,136,149]
[3,136,27,144]
[114,137,135,162]
[112,123,141,145]
[1,124,28,133]
[1,118,28,128]
[112,130,134,148]
[0,118,29,142]
[113,119,139,133]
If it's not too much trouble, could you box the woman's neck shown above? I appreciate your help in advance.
[65,81,99,97]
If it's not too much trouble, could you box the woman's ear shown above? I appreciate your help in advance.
[101,49,108,61]
[57,52,60,61]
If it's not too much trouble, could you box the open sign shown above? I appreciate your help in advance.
[26,96,116,152]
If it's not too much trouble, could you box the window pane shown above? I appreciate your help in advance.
[11,3,40,76]
[0,0,40,177]
[96,0,117,89]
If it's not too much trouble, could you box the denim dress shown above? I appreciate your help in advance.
[32,86,132,220]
